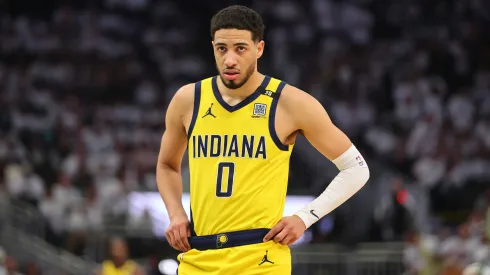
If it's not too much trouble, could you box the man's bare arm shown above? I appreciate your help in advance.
[264,85,369,245]
[286,86,370,227]
[156,84,194,252]
[287,86,353,159]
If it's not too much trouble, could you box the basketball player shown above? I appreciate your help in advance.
[156,5,370,274]
[97,237,144,275]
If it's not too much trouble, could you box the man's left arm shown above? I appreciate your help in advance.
[263,86,370,245]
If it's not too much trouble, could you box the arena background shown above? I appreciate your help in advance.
[1,0,490,274]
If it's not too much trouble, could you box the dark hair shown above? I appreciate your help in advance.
[210,5,265,42]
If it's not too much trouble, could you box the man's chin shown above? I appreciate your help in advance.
[220,75,242,89]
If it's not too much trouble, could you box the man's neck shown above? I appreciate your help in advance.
[218,72,264,99]
[112,258,126,267]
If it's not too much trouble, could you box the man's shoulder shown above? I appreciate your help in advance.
[174,83,196,100]
[169,83,197,111]
[172,76,213,103]
[276,82,319,111]
[274,81,328,130]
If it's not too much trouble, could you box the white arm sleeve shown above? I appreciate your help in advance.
[294,144,370,229]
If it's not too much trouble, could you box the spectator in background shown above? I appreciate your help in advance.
[66,183,102,256]
[4,160,25,200]
[0,256,23,275]
[97,238,144,275]
[19,166,45,207]
[39,187,66,248]
[23,263,40,275]
[0,246,4,264]
[375,177,415,241]
[403,231,425,274]
[440,261,464,275]
[463,263,490,275]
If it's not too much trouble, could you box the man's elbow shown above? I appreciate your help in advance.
[360,165,370,187]
[157,159,180,174]
[347,159,370,190]
[351,147,370,188]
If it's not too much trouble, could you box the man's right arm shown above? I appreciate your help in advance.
[156,84,194,252]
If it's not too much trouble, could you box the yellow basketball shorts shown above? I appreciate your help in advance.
[177,229,291,275]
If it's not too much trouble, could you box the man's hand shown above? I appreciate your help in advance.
[263,215,307,245]
[165,214,191,252]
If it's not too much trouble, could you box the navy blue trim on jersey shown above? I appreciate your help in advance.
[212,75,271,112]
[189,207,197,236]
[269,81,289,151]
[188,228,270,251]
[187,81,201,140]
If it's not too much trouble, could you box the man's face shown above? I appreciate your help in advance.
[213,29,264,89]
[111,239,128,261]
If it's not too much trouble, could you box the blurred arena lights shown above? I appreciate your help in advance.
[158,259,178,275]
[396,188,408,205]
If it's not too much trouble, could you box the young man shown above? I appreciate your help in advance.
[156,5,370,274]
[97,238,144,275]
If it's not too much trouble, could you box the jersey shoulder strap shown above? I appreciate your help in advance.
[262,77,289,151]
[261,77,286,98]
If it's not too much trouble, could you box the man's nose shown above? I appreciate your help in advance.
[224,52,238,68]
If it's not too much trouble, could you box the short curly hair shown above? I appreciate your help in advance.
[210,5,265,42]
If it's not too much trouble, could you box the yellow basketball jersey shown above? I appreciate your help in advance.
[101,260,137,275]
[187,75,294,236]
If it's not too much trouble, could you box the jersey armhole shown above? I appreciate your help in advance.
[187,81,201,140]
[268,81,289,151]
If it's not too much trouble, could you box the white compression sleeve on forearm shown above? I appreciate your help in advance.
[294,144,370,229]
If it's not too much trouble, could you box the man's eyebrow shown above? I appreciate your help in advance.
[214,42,250,46]
[233,42,249,46]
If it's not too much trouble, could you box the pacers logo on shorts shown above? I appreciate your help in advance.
[216,234,228,248]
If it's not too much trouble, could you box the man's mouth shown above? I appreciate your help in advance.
[223,71,239,81]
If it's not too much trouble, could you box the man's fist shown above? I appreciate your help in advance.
[263,215,307,245]
[165,214,191,252]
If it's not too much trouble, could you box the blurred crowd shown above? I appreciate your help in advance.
[403,194,490,275]
[1,0,490,273]
[0,246,38,275]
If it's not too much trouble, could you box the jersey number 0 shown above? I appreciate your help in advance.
[216,162,235,197]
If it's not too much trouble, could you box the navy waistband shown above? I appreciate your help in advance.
[188,228,270,251]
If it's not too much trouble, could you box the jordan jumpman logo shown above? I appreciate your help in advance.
[202,103,217,118]
[258,250,274,265]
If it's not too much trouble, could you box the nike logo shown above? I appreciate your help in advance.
[310,210,319,219]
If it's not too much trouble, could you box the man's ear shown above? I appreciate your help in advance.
[256,40,265,59]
